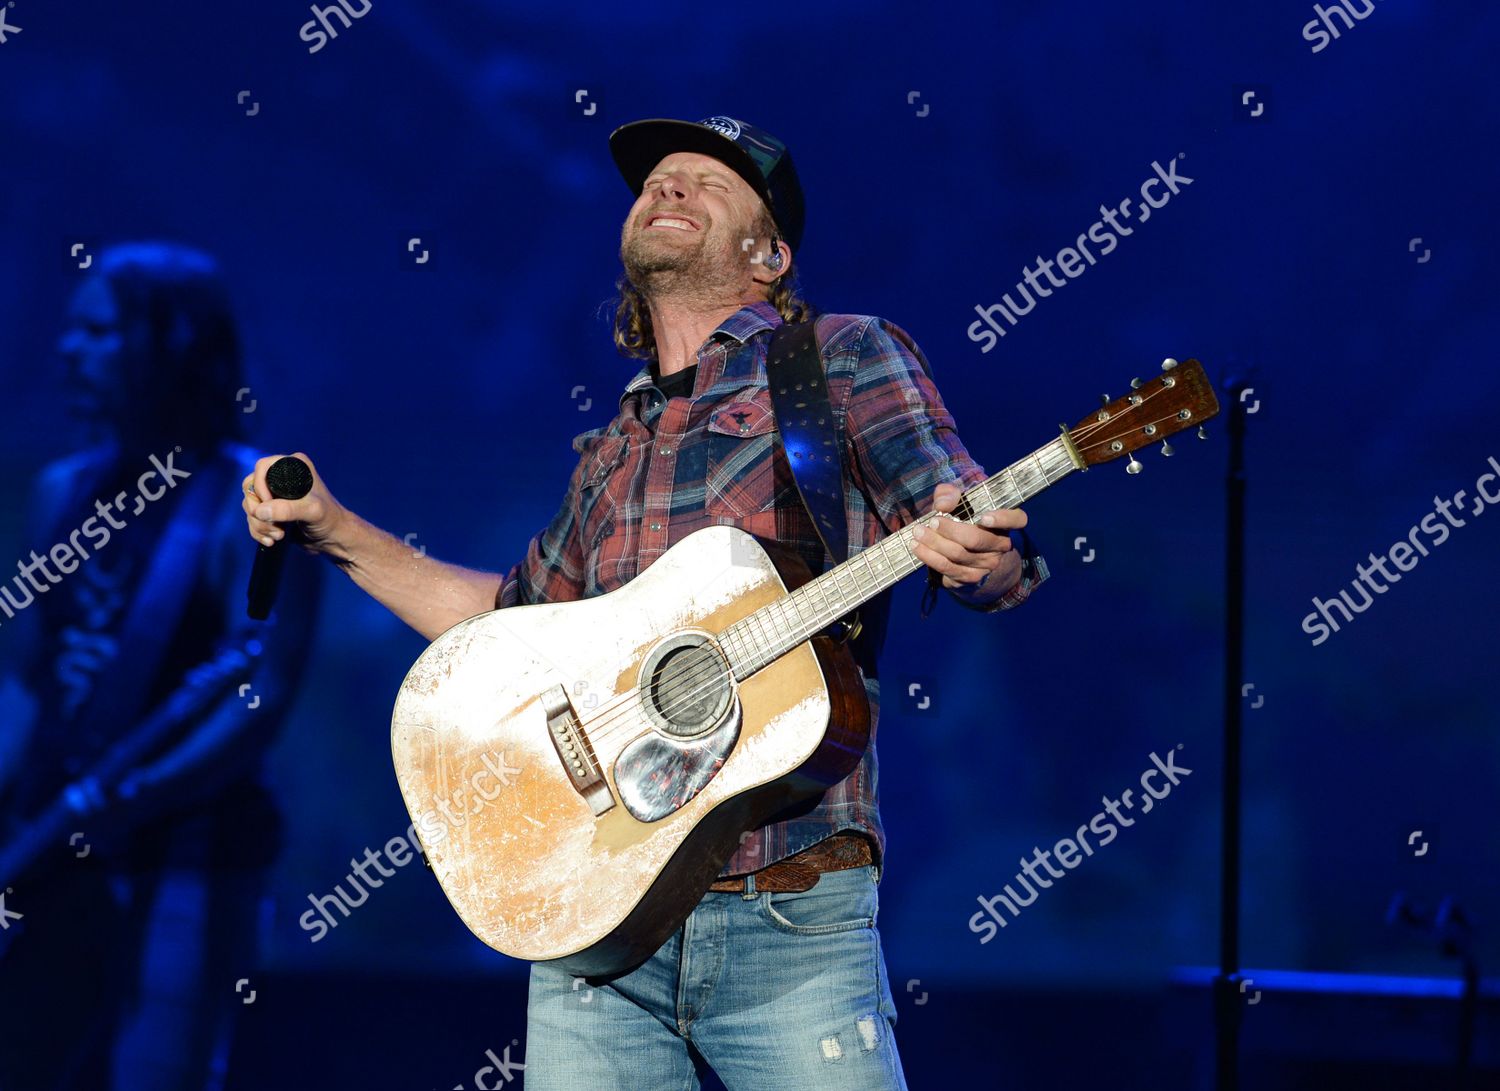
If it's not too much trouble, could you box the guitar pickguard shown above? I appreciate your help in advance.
[612,629,742,822]
[613,706,741,822]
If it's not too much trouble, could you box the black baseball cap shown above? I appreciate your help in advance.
[609,115,806,253]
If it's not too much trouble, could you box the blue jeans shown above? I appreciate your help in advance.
[524,864,908,1090]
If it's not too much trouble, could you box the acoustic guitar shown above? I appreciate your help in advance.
[391,359,1220,975]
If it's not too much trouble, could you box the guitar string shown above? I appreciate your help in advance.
[579,438,1085,747]
[568,386,1193,751]
[577,518,944,747]
[575,443,1078,750]
[575,396,1186,752]
[1073,407,1196,457]
[578,383,1185,742]
[569,413,1166,751]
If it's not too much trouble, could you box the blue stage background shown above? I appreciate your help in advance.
[2,0,1497,1085]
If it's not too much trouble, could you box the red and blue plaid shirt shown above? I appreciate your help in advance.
[495,300,1048,875]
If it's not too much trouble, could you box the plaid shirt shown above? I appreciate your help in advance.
[495,300,1048,875]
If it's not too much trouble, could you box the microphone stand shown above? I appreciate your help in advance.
[1213,374,1252,1090]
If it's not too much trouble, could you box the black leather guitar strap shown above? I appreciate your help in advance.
[764,320,891,677]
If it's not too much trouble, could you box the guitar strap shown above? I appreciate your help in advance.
[764,319,891,679]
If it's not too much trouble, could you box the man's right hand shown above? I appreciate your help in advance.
[242,451,346,555]
[241,450,503,640]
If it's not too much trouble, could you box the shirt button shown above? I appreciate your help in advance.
[660,445,673,455]
[650,522,661,531]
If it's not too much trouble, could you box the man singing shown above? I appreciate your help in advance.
[242,115,1047,1089]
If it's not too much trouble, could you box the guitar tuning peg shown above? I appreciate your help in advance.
[1100,394,1111,406]
[1161,441,1174,457]
[1126,454,1143,474]
[1130,377,1142,389]
[1197,425,1208,440]
[1161,358,1179,371]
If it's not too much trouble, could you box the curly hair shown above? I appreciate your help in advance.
[610,207,814,361]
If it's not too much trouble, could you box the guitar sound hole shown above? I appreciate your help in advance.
[649,641,730,739]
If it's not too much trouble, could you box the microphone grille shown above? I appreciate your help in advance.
[266,456,314,500]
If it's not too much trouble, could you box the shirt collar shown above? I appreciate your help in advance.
[713,299,783,345]
[620,300,785,404]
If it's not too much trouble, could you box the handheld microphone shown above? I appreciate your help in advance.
[246,455,314,620]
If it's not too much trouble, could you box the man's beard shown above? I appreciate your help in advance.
[619,220,741,302]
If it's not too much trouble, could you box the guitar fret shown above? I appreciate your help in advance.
[812,576,829,639]
[751,601,770,666]
[764,601,784,660]
[1004,466,1022,507]
[835,566,853,613]
[788,589,809,643]
[793,587,811,644]
[731,618,746,669]
[719,437,1085,681]
[856,551,878,605]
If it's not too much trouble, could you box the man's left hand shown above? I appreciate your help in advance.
[907,483,1026,595]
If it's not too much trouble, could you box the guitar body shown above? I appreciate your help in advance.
[390,525,869,976]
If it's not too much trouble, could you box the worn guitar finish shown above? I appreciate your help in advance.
[390,358,1220,976]
[391,530,869,976]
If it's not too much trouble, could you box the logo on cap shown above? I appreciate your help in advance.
[698,116,743,141]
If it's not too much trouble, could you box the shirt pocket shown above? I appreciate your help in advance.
[704,391,779,520]
[575,433,630,555]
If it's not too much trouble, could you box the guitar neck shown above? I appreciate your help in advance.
[723,433,1081,678]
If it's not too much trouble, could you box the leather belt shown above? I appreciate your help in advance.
[707,832,874,893]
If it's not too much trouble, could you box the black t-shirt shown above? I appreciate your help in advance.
[651,361,698,401]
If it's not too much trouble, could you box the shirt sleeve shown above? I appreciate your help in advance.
[842,316,1048,614]
[949,527,1051,613]
[493,431,596,610]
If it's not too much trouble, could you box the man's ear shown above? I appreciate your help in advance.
[749,236,792,287]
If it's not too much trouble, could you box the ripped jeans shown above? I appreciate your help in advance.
[523,864,908,1090]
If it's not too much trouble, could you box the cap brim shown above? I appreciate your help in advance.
[609,119,779,226]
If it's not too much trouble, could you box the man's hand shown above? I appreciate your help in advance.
[242,450,501,639]
[907,483,1026,597]
[242,451,346,555]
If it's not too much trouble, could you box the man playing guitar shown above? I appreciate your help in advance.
[242,115,1045,1089]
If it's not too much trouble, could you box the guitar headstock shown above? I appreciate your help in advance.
[1066,358,1220,470]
